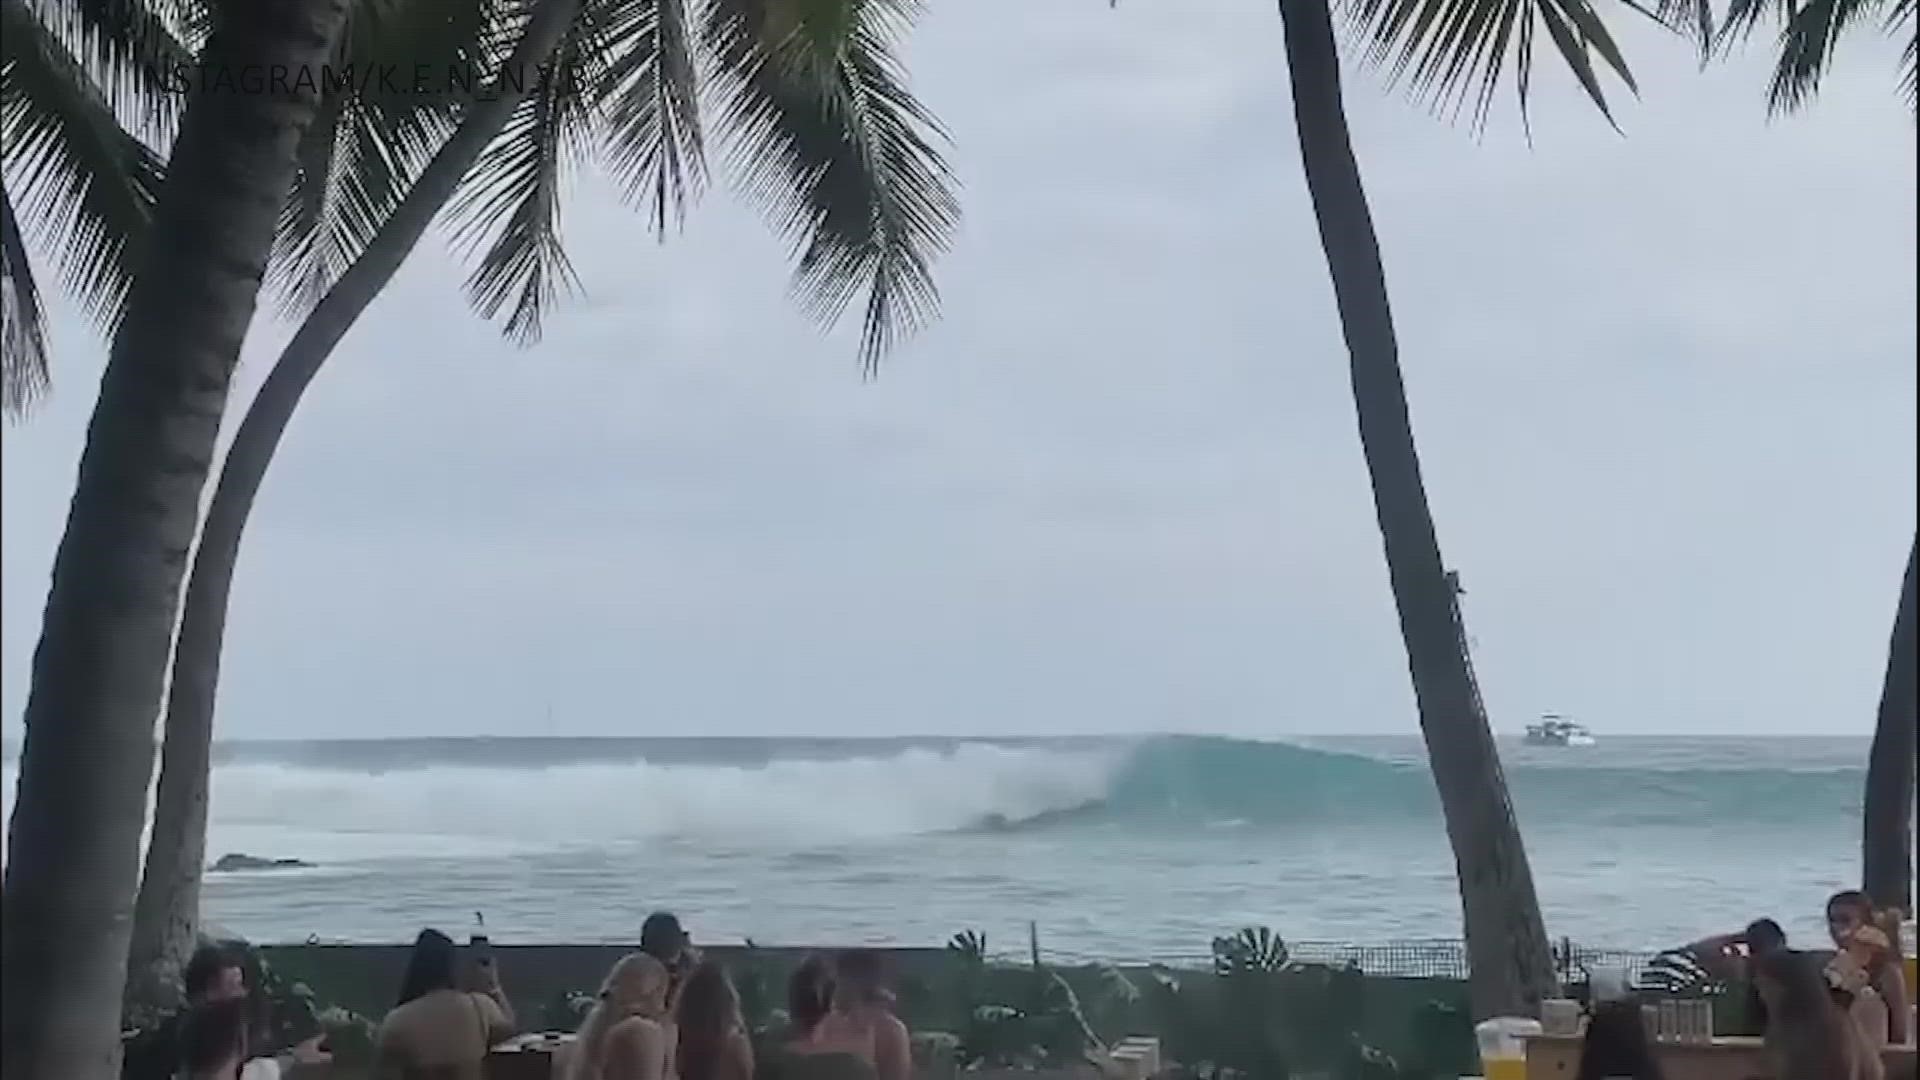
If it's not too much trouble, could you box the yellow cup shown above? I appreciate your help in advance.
[1483,1059,1528,1080]
[1475,1017,1540,1080]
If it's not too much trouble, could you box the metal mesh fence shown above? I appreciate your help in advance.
[1036,938,1662,982]
[1284,938,1657,982]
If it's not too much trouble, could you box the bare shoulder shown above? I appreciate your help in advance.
[375,1001,418,1043]
[877,1011,911,1050]
[469,991,511,1024]
[611,1014,664,1041]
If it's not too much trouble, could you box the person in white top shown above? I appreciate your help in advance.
[177,998,282,1080]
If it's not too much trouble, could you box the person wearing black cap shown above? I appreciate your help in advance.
[640,913,700,1010]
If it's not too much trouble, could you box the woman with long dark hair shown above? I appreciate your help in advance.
[757,957,877,1080]
[677,963,755,1080]
[372,929,516,1079]
[816,951,910,1080]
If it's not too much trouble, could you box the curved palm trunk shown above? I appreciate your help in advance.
[121,0,588,1016]
[1862,534,1916,913]
[1274,0,1555,1019]
[0,2,351,1075]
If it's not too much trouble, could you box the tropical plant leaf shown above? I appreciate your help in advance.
[948,929,989,964]
[26,0,198,147]
[1212,926,1290,975]
[269,0,499,313]
[705,0,959,372]
[447,14,598,344]
[1762,0,1887,109]
[1898,0,1916,106]
[1716,0,1912,110]
[1,178,50,418]
[270,96,458,313]
[1,0,162,339]
[588,0,708,231]
[1341,0,1639,125]
[1094,962,1141,1005]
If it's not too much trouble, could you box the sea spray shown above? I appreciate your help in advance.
[60,734,1869,953]
[72,734,1870,864]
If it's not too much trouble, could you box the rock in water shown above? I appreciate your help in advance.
[210,853,314,872]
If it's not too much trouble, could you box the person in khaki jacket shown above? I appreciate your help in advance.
[373,929,516,1080]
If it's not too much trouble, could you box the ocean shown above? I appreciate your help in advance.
[0,735,1881,961]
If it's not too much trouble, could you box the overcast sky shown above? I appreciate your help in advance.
[2,2,1914,741]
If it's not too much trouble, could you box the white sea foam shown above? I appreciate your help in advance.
[191,743,1122,862]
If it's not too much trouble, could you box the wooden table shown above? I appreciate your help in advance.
[1522,1031,1917,1080]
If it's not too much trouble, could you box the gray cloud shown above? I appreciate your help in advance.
[3,2,1913,739]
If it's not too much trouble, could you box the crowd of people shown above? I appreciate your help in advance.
[124,911,918,1080]
[124,895,1910,1080]
[1579,889,1913,1080]
[542,913,911,1080]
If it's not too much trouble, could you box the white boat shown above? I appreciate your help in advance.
[1524,714,1595,747]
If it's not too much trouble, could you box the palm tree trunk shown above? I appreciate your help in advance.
[1274,0,1556,1019]
[0,2,351,1076]
[121,0,588,1016]
[1862,534,1916,913]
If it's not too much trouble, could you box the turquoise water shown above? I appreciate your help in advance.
[0,735,1879,959]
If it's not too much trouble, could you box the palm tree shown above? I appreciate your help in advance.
[125,0,956,1014]
[0,1,357,1074]
[118,0,536,1014]
[1268,0,1636,1017]
[1861,537,1916,912]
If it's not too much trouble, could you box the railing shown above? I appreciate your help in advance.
[1031,937,1663,982]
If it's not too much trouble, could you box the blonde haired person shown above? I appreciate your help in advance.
[565,953,677,1080]
[1827,892,1911,1049]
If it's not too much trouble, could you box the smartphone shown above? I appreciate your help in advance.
[470,911,492,968]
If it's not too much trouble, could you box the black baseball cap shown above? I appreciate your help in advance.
[640,912,689,962]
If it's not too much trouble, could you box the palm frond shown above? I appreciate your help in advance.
[270,97,458,313]
[25,0,199,147]
[587,0,708,232]
[447,16,599,344]
[1901,19,1915,105]
[1886,0,1913,105]
[1,0,163,338]
[705,0,959,372]
[1,178,50,419]
[1633,0,1718,57]
[269,0,501,313]
[1716,0,1796,43]
[1761,0,1889,110]
[1341,0,1639,126]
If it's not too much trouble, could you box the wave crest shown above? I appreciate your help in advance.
[4,736,1865,866]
